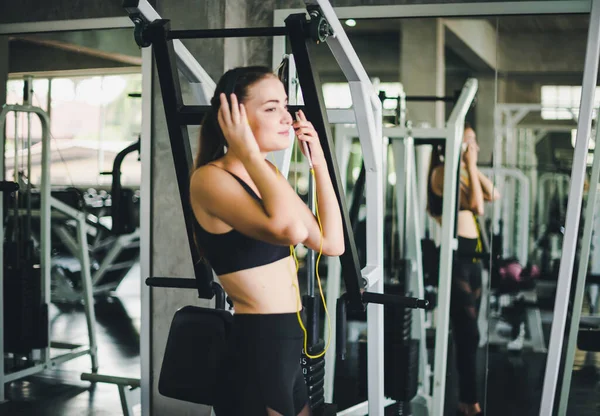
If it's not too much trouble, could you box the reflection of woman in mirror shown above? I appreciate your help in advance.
[427,123,500,416]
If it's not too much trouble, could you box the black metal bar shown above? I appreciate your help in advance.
[145,278,231,308]
[412,138,445,147]
[379,91,459,104]
[167,27,288,40]
[362,292,430,310]
[0,181,19,192]
[111,139,140,235]
[146,19,214,299]
[177,105,207,125]
[146,277,197,289]
[405,95,457,102]
[348,162,366,232]
[285,13,364,312]
[306,173,319,346]
[176,105,306,126]
[336,296,347,360]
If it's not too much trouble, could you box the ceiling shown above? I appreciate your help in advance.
[342,13,590,35]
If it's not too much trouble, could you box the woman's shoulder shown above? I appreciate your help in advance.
[190,163,229,195]
[191,163,217,183]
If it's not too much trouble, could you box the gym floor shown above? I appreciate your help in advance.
[1,264,141,416]
[2,267,599,415]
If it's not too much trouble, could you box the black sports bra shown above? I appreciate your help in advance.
[193,167,290,275]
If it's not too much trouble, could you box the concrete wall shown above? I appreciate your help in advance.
[8,38,138,74]
[400,19,445,128]
[148,1,224,415]
[0,37,8,105]
[0,0,155,23]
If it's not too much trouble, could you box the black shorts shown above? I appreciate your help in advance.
[213,312,309,416]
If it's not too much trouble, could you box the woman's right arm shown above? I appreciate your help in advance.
[463,143,485,216]
[477,169,501,201]
[191,93,308,246]
[243,152,310,241]
[191,163,307,246]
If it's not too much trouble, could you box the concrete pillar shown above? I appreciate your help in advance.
[400,19,445,236]
[224,0,248,69]
[0,37,8,105]
[400,18,445,128]
[475,77,496,165]
[150,1,228,415]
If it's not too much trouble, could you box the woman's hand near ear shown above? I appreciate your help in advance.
[217,93,260,160]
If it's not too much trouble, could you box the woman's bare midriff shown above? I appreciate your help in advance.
[433,210,479,239]
[217,256,301,314]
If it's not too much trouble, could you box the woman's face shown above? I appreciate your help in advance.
[463,127,477,144]
[242,76,293,153]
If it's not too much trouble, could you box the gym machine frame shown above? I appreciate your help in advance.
[540,0,600,414]
[124,0,428,415]
[536,172,570,243]
[478,168,547,354]
[494,103,577,262]
[558,101,600,415]
[0,102,98,403]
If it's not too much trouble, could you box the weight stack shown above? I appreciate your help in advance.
[3,242,49,355]
[302,340,326,412]
[3,264,49,354]
[384,284,419,402]
[357,292,420,405]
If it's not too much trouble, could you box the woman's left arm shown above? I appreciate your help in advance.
[288,110,345,256]
[477,169,501,201]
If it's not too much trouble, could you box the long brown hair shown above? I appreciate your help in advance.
[426,144,445,216]
[426,123,474,216]
[193,66,276,169]
[191,66,276,263]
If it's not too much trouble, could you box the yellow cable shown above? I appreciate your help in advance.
[290,168,332,359]
[273,159,331,359]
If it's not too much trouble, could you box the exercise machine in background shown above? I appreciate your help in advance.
[0,79,99,404]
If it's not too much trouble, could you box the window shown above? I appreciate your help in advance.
[5,74,142,187]
[541,85,600,120]
[322,82,404,110]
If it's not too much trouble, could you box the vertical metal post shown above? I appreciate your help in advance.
[349,79,384,415]
[395,139,407,258]
[306,170,318,345]
[0,105,50,399]
[540,1,600,413]
[432,123,461,416]
[76,217,99,371]
[324,129,352,403]
[285,13,364,310]
[558,105,600,415]
[140,45,153,416]
[432,79,478,416]
[145,19,213,299]
[393,137,431,401]
[0,108,5,404]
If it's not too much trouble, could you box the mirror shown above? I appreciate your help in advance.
[489,13,592,416]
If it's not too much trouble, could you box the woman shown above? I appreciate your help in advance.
[427,124,499,416]
[189,66,344,416]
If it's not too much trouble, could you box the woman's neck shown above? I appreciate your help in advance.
[220,151,268,172]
